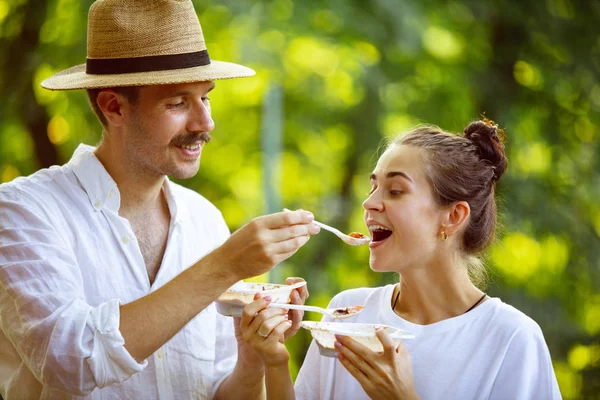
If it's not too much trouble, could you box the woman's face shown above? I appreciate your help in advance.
[363,144,444,273]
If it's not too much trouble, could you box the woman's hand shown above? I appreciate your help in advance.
[283,277,309,340]
[240,293,293,367]
[335,330,419,400]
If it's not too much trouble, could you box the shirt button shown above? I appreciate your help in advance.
[157,349,164,358]
[94,201,102,208]
[122,236,130,244]
[108,189,113,198]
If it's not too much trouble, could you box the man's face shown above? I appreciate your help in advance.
[123,81,215,180]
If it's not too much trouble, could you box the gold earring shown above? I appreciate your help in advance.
[440,231,448,241]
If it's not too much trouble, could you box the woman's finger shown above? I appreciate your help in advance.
[375,328,397,354]
[335,334,376,364]
[337,352,371,388]
[285,277,309,301]
[262,319,293,346]
[241,294,271,329]
[335,338,377,377]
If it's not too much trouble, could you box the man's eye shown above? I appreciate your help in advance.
[202,96,211,102]
[168,102,184,108]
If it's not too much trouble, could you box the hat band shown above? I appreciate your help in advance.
[86,50,211,75]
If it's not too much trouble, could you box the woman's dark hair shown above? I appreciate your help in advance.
[391,119,508,287]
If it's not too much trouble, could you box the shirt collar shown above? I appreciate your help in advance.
[69,144,181,224]
[70,144,120,212]
[162,176,181,225]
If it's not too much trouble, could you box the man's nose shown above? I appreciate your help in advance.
[188,100,215,133]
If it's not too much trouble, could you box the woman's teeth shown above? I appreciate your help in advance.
[369,225,393,241]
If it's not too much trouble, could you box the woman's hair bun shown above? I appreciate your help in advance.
[464,119,508,182]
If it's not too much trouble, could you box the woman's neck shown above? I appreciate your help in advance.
[392,261,485,325]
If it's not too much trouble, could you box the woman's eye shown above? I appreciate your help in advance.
[368,186,377,195]
[389,190,403,196]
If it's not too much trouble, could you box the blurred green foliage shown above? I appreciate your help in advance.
[1,0,599,398]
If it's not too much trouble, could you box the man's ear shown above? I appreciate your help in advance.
[440,201,470,237]
[96,90,128,127]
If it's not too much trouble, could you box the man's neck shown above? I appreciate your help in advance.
[94,142,165,215]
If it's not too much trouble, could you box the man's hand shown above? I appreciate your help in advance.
[209,210,320,282]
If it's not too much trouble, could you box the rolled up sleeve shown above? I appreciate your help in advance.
[0,190,145,396]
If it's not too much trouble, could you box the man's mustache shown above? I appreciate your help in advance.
[171,133,212,147]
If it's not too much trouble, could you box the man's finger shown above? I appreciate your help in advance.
[258,210,315,229]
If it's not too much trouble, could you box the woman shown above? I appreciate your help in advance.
[240,120,562,399]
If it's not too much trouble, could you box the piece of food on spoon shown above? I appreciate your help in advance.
[332,305,364,317]
[348,232,367,239]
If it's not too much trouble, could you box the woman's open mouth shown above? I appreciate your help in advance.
[368,224,392,247]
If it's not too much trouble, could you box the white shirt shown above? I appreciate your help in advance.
[295,285,562,400]
[0,145,237,399]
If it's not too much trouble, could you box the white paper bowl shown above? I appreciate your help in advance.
[216,281,307,317]
[301,321,415,357]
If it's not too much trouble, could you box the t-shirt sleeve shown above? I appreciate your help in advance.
[489,324,562,400]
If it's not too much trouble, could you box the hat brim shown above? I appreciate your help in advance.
[41,60,255,91]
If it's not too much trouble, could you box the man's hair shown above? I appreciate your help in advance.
[87,86,141,127]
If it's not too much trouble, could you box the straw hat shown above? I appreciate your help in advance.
[41,0,255,91]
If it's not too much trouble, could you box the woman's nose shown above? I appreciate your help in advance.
[362,190,383,212]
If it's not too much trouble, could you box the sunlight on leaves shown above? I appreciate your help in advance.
[0,123,35,163]
[269,0,293,22]
[382,114,419,138]
[286,37,340,77]
[325,70,361,107]
[353,41,380,66]
[422,26,464,60]
[515,141,552,176]
[311,10,343,34]
[47,115,70,145]
[546,0,575,20]
[568,343,600,371]
[553,362,582,399]
[584,296,600,335]
[1,165,20,183]
[0,0,9,25]
[258,29,286,52]
[491,232,541,283]
[33,64,59,105]
[514,61,544,90]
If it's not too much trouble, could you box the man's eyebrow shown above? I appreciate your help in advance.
[369,171,413,183]
[168,82,216,98]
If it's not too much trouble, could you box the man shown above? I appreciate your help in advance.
[0,1,319,399]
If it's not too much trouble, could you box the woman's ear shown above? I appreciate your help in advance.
[96,90,127,127]
[440,201,470,238]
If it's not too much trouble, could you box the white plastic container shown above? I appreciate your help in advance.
[301,321,415,357]
[216,281,307,317]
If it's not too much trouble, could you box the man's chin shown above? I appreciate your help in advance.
[168,163,201,180]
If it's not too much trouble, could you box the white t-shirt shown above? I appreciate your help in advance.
[295,285,562,400]
[0,145,237,399]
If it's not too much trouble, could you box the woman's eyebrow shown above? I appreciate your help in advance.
[370,171,413,183]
